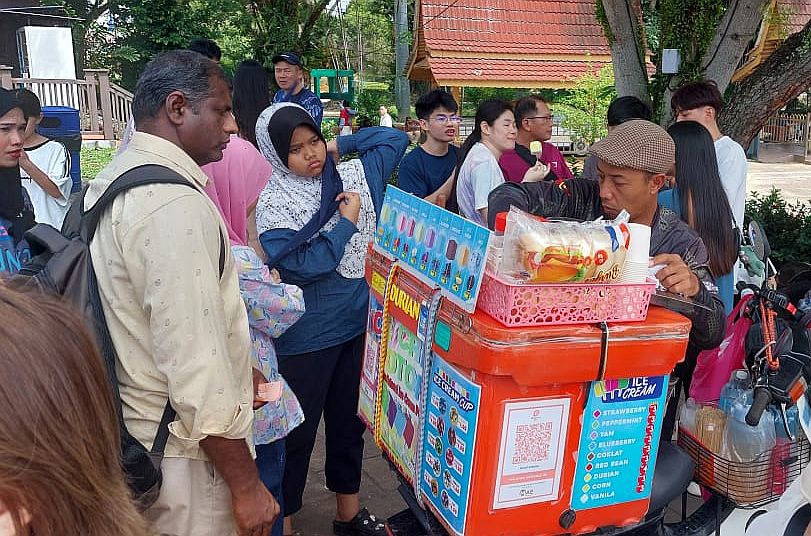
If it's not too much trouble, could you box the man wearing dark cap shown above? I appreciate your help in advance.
[488,120,726,436]
[272,52,323,126]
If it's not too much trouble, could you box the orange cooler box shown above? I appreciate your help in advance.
[362,252,690,535]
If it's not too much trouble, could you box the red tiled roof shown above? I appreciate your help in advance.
[781,0,811,34]
[420,0,610,55]
[428,57,610,85]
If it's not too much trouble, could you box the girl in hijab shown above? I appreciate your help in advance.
[201,102,305,536]
[0,89,35,277]
[255,103,407,536]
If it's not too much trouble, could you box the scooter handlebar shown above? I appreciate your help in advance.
[746,388,772,426]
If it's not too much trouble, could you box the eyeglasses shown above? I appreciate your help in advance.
[525,115,553,122]
[430,114,462,124]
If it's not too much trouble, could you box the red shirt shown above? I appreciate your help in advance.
[498,142,574,183]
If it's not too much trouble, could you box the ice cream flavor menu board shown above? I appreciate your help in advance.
[420,354,481,536]
[376,186,491,313]
[571,376,668,511]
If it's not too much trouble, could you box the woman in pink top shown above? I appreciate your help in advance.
[201,60,305,536]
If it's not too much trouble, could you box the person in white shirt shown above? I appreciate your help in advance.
[671,80,747,231]
[15,89,72,229]
[378,105,393,127]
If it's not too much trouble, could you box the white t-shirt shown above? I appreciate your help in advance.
[714,136,747,230]
[21,139,72,229]
[456,142,505,225]
[380,113,393,127]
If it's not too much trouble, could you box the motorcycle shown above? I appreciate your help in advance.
[385,220,811,536]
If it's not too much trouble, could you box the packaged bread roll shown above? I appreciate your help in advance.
[500,207,629,283]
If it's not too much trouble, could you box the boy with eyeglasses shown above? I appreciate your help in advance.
[396,90,459,204]
[499,95,573,183]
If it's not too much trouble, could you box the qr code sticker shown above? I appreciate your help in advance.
[512,422,552,464]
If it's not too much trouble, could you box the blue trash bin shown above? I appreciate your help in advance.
[38,106,82,193]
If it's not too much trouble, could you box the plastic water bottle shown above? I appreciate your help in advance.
[719,370,751,413]
[798,290,811,313]
[726,401,776,462]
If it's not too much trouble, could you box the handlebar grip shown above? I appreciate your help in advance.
[746,389,772,426]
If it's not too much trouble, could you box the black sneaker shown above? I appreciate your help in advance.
[333,507,389,536]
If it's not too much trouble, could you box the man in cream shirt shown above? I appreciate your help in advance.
[86,50,278,536]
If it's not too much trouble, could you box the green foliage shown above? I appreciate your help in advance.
[355,86,395,121]
[745,188,811,265]
[460,88,564,115]
[567,155,584,178]
[553,65,616,145]
[321,118,338,141]
[659,0,725,81]
[595,0,614,44]
[80,146,116,181]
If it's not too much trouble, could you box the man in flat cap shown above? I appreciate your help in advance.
[488,119,726,437]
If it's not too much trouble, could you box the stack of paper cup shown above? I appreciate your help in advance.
[618,223,652,283]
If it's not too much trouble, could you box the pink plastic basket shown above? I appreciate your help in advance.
[477,272,655,327]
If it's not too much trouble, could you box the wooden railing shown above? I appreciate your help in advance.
[0,66,132,140]
[762,113,808,144]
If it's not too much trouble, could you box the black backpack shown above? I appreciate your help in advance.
[16,164,224,511]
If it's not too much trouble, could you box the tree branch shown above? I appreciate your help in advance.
[720,18,811,147]
[700,0,769,93]
[297,0,332,54]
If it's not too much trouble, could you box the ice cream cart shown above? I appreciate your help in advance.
[361,188,692,536]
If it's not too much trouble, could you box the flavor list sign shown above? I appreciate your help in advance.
[420,354,481,536]
[377,282,430,483]
[376,186,491,312]
[571,376,668,511]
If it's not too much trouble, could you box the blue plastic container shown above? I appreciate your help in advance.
[38,106,82,193]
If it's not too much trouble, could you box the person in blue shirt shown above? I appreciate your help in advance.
[0,89,34,276]
[658,121,738,314]
[254,103,407,536]
[271,52,324,127]
[397,90,459,204]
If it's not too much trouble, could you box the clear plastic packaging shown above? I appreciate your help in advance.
[724,402,776,462]
[500,207,630,284]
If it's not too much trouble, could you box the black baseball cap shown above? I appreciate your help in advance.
[272,52,303,67]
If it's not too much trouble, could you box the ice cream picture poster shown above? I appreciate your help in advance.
[377,187,491,312]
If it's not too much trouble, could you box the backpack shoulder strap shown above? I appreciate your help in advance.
[82,165,191,241]
[82,164,226,277]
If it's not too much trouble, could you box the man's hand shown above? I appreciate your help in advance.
[252,368,268,410]
[231,480,280,536]
[651,253,701,297]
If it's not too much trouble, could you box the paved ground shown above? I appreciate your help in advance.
[289,144,811,536]
[748,142,811,203]
[286,428,401,536]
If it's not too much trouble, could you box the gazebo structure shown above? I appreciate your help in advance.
[733,0,811,82]
[407,0,611,100]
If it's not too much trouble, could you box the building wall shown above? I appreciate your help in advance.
[0,1,72,76]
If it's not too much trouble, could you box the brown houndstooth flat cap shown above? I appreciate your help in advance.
[589,119,675,174]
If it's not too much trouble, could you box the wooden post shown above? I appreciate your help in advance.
[450,86,462,109]
[0,66,13,90]
[84,70,100,134]
[90,69,115,140]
